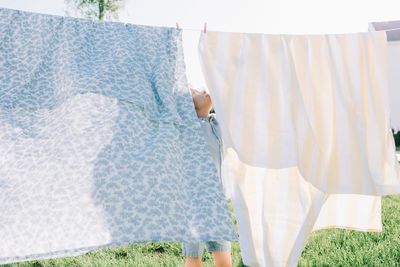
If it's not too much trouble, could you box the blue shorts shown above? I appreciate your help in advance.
[182,241,231,258]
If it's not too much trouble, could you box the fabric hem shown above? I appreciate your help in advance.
[313,225,382,232]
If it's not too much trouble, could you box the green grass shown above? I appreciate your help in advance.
[298,195,400,267]
[2,196,400,267]
[1,243,244,267]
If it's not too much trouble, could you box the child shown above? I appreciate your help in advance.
[182,86,232,267]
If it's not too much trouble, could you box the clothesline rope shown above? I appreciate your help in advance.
[176,24,400,34]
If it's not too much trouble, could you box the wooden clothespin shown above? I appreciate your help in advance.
[176,22,180,30]
[204,22,207,33]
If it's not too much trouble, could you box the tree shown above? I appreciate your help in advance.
[66,0,124,21]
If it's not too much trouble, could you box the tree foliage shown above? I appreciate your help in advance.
[66,0,124,21]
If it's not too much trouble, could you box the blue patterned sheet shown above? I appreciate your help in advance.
[0,8,236,264]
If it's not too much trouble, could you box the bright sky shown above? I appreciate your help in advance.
[1,0,400,86]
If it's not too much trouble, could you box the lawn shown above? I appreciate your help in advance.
[2,196,400,267]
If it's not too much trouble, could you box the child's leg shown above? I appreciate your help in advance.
[212,251,231,267]
[206,241,232,267]
[184,257,202,267]
[182,242,205,267]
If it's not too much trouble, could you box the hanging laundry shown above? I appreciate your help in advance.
[223,148,381,267]
[199,31,399,195]
[369,21,400,131]
[0,8,236,265]
[199,31,397,266]
[313,194,381,232]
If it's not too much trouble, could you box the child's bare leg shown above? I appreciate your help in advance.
[184,257,203,267]
[182,242,204,267]
[212,251,232,267]
[207,241,232,267]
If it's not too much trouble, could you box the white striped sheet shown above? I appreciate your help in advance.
[290,34,359,192]
[363,34,390,193]
[227,151,265,266]
[251,36,271,166]
[387,42,400,130]
[198,31,397,267]
[224,150,381,267]
[226,154,328,267]
[198,32,233,148]
[354,34,377,194]
[327,34,362,193]
[199,31,399,194]
[286,36,329,193]
[324,33,389,193]
[201,33,299,169]
[209,31,397,195]
[376,39,400,193]
[265,35,298,167]
[313,195,382,232]
[287,35,336,191]
[229,33,253,160]
[369,22,400,131]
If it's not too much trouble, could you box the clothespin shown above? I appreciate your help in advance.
[204,22,207,33]
[176,22,180,30]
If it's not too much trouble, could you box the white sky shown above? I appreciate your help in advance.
[1,0,400,86]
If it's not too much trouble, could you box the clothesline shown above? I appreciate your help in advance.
[175,23,400,34]
[175,22,207,33]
